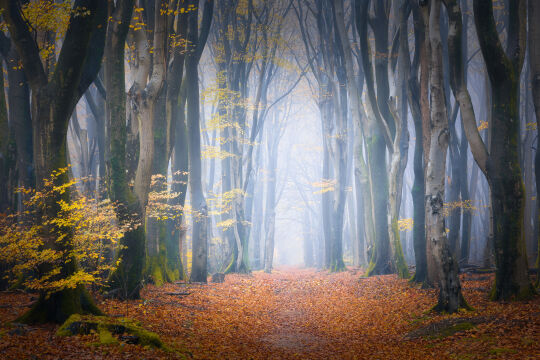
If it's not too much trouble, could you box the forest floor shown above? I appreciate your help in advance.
[0,267,539,359]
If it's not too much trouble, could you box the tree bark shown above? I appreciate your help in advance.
[1,0,106,323]
[472,0,533,300]
[426,0,467,313]
[104,0,146,299]
[529,0,540,285]
[186,0,213,282]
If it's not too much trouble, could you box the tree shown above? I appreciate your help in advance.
[529,0,540,285]
[470,0,533,300]
[187,0,214,283]
[103,0,145,299]
[356,0,409,277]
[406,0,428,285]
[425,0,467,313]
[0,33,33,213]
[0,0,107,323]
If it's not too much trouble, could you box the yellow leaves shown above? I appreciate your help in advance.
[525,122,537,131]
[216,218,236,230]
[0,168,129,295]
[22,1,71,35]
[443,200,479,217]
[398,218,414,231]
[202,145,236,160]
[311,179,336,194]
[477,121,489,131]
[146,175,185,222]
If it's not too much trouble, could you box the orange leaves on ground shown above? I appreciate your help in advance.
[0,268,539,359]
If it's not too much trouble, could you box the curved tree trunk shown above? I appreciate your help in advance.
[472,0,533,300]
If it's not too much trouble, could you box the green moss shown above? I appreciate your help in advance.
[57,314,165,350]
[391,218,410,279]
[488,347,517,355]
[365,260,376,277]
[428,321,475,339]
[98,327,117,345]
[18,286,102,324]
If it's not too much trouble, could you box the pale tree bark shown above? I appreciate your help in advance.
[425,0,467,313]
[418,1,439,286]
[130,0,167,211]
[334,0,371,267]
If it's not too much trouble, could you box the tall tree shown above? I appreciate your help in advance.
[470,0,533,299]
[407,0,428,285]
[425,0,467,313]
[187,0,214,283]
[103,0,144,299]
[356,0,409,277]
[1,0,107,323]
[529,0,540,283]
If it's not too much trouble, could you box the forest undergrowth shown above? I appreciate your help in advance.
[0,267,538,359]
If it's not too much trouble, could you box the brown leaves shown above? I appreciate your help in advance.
[0,268,538,359]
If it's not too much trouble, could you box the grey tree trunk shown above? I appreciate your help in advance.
[426,0,467,313]
[186,0,213,282]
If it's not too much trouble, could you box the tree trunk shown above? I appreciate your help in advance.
[186,1,212,282]
[426,0,467,313]
[104,0,145,300]
[529,0,540,285]
[2,0,106,323]
[472,0,533,300]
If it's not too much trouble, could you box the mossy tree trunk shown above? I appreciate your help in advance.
[103,0,147,299]
[470,0,533,299]
[1,0,107,322]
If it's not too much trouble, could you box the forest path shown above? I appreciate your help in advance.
[126,267,439,358]
[2,267,539,359]
[102,267,539,359]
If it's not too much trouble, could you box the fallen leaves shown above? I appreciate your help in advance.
[0,267,538,359]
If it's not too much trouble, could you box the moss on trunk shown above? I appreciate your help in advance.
[19,285,101,324]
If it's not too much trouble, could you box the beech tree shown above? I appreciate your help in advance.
[103,0,143,299]
[0,0,107,323]
[187,0,214,283]
[469,0,534,300]
[425,0,467,313]
[529,0,540,284]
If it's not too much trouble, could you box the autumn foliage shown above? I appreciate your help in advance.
[0,267,538,359]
